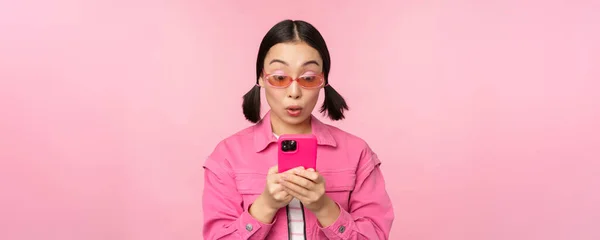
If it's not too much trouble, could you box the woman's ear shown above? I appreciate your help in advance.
[258,77,265,87]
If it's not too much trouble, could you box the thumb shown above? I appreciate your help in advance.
[268,165,279,174]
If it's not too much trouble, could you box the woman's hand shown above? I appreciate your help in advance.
[248,165,293,224]
[249,165,293,224]
[263,165,294,209]
[280,167,341,226]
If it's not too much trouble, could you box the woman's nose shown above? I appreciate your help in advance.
[286,81,302,99]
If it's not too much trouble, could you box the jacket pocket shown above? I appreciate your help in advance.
[234,173,266,211]
[234,173,266,194]
[321,171,356,192]
[320,171,356,212]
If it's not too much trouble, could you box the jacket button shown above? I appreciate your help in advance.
[245,223,253,232]
[338,225,346,233]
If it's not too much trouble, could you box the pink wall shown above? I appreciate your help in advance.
[1,0,599,239]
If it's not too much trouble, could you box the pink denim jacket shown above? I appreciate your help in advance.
[202,112,394,239]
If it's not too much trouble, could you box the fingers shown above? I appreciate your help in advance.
[267,165,287,193]
[268,165,278,175]
[282,173,315,190]
[293,168,320,182]
[282,166,304,175]
[281,184,304,201]
[281,179,310,199]
[284,167,321,184]
[273,189,290,200]
[270,182,284,192]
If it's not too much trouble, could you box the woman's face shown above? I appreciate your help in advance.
[259,41,323,127]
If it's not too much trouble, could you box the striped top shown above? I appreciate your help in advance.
[287,199,306,239]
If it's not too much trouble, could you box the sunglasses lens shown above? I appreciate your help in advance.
[298,75,323,88]
[267,75,292,87]
[265,74,324,88]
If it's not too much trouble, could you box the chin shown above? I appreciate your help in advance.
[277,112,311,126]
[285,116,310,125]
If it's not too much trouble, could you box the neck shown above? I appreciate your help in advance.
[270,111,312,135]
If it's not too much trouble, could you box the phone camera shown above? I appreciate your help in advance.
[281,140,297,152]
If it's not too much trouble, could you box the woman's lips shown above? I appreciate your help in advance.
[286,106,302,117]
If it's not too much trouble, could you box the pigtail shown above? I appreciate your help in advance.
[320,84,349,121]
[242,85,261,123]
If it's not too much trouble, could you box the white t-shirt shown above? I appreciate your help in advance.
[274,133,306,240]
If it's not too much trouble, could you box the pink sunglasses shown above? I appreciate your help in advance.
[262,70,325,89]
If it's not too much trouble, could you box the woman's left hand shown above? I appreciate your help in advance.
[280,167,329,213]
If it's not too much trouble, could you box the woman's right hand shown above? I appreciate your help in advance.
[248,165,293,223]
[262,165,294,210]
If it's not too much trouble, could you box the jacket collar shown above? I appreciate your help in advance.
[253,110,337,152]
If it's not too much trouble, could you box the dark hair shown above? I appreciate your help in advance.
[242,19,349,123]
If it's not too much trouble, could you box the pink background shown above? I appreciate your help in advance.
[1,0,599,239]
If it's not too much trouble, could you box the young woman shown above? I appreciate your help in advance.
[203,19,394,240]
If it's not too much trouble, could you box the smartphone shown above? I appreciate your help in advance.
[277,134,317,173]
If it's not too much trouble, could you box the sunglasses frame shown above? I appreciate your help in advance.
[262,70,325,89]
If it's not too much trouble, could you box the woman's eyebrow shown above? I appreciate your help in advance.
[302,60,319,66]
[269,59,288,65]
[269,59,320,66]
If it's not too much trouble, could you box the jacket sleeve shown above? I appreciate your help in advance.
[318,146,395,239]
[202,156,277,240]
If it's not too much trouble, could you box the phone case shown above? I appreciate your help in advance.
[277,134,317,173]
